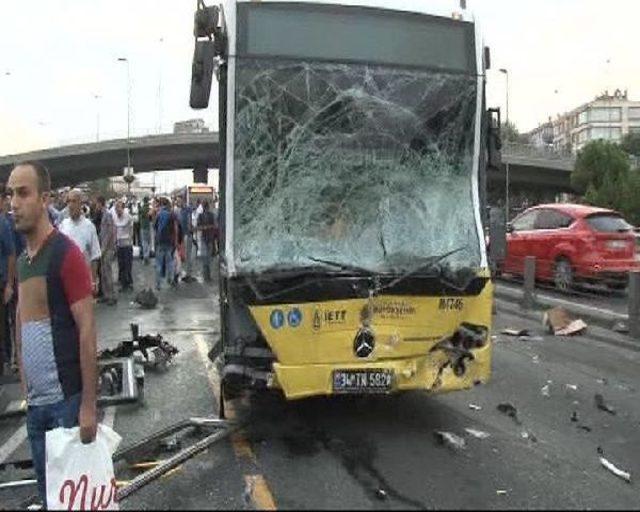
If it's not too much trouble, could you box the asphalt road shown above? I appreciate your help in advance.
[1,262,640,510]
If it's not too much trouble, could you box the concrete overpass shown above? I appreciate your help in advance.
[0,133,574,192]
[495,142,575,193]
[0,133,220,188]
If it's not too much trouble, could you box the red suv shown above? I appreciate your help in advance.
[504,204,639,291]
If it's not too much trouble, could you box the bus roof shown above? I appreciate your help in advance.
[234,0,474,23]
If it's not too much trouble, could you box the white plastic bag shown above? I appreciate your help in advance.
[46,424,122,511]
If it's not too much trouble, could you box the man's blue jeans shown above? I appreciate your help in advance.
[26,393,82,504]
[200,242,212,281]
[140,227,151,261]
[155,244,174,289]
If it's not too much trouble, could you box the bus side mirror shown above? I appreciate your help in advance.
[484,46,491,70]
[190,3,225,109]
[487,108,502,171]
[190,40,216,109]
[489,207,507,270]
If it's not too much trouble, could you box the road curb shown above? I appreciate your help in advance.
[494,296,640,354]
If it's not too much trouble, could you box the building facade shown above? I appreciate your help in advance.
[546,89,640,153]
[526,118,554,148]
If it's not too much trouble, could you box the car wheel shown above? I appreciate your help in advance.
[554,258,574,292]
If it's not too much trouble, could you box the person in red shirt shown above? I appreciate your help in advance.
[8,161,97,504]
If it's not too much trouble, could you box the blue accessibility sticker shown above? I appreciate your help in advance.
[270,309,285,329]
[287,308,303,328]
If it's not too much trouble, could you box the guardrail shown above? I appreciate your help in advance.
[2,129,217,157]
[502,142,575,162]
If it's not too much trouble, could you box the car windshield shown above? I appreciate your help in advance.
[586,214,633,233]
[231,58,481,275]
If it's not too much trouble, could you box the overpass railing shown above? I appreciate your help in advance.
[1,129,219,158]
[502,142,575,162]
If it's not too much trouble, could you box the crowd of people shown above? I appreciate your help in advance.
[0,175,220,377]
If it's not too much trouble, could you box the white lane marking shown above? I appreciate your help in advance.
[0,424,27,464]
[194,334,221,401]
[102,406,116,430]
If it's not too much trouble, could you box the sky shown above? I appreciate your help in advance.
[1,0,638,188]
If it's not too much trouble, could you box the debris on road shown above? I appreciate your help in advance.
[497,403,522,425]
[243,477,254,505]
[500,328,543,342]
[612,321,629,334]
[433,431,466,450]
[375,489,388,501]
[594,394,617,415]
[600,457,631,483]
[521,335,544,342]
[465,428,491,439]
[160,436,182,452]
[134,288,159,309]
[541,384,551,397]
[543,307,587,336]
[99,327,179,372]
[468,403,482,411]
[501,328,531,337]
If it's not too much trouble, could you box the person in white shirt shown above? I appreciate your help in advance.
[59,189,101,294]
[113,200,134,291]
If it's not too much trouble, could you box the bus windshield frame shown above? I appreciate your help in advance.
[226,1,485,277]
[236,2,477,75]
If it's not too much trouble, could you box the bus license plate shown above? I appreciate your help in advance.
[332,370,393,394]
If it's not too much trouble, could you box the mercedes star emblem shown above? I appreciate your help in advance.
[354,329,375,358]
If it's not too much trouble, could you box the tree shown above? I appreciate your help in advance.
[619,171,640,226]
[573,139,640,225]
[501,121,529,145]
[620,132,640,157]
[571,140,629,195]
[85,178,114,199]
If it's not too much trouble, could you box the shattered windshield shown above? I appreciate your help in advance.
[233,58,481,275]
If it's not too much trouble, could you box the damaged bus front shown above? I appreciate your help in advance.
[190,0,502,400]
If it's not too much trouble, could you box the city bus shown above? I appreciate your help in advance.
[172,184,218,208]
[189,0,502,401]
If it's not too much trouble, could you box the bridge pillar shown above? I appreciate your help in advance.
[193,166,208,184]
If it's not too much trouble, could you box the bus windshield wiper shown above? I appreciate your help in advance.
[243,260,372,302]
[306,256,377,276]
[379,246,469,291]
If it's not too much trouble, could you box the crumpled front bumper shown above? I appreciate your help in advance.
[270,342,492,400]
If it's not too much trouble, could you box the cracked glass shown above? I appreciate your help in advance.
[232,58,481,274]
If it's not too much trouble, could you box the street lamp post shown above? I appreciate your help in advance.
[118,57,132,192]
[93,93,101,142]
[158,37,164,134]
[499,68,510,220]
